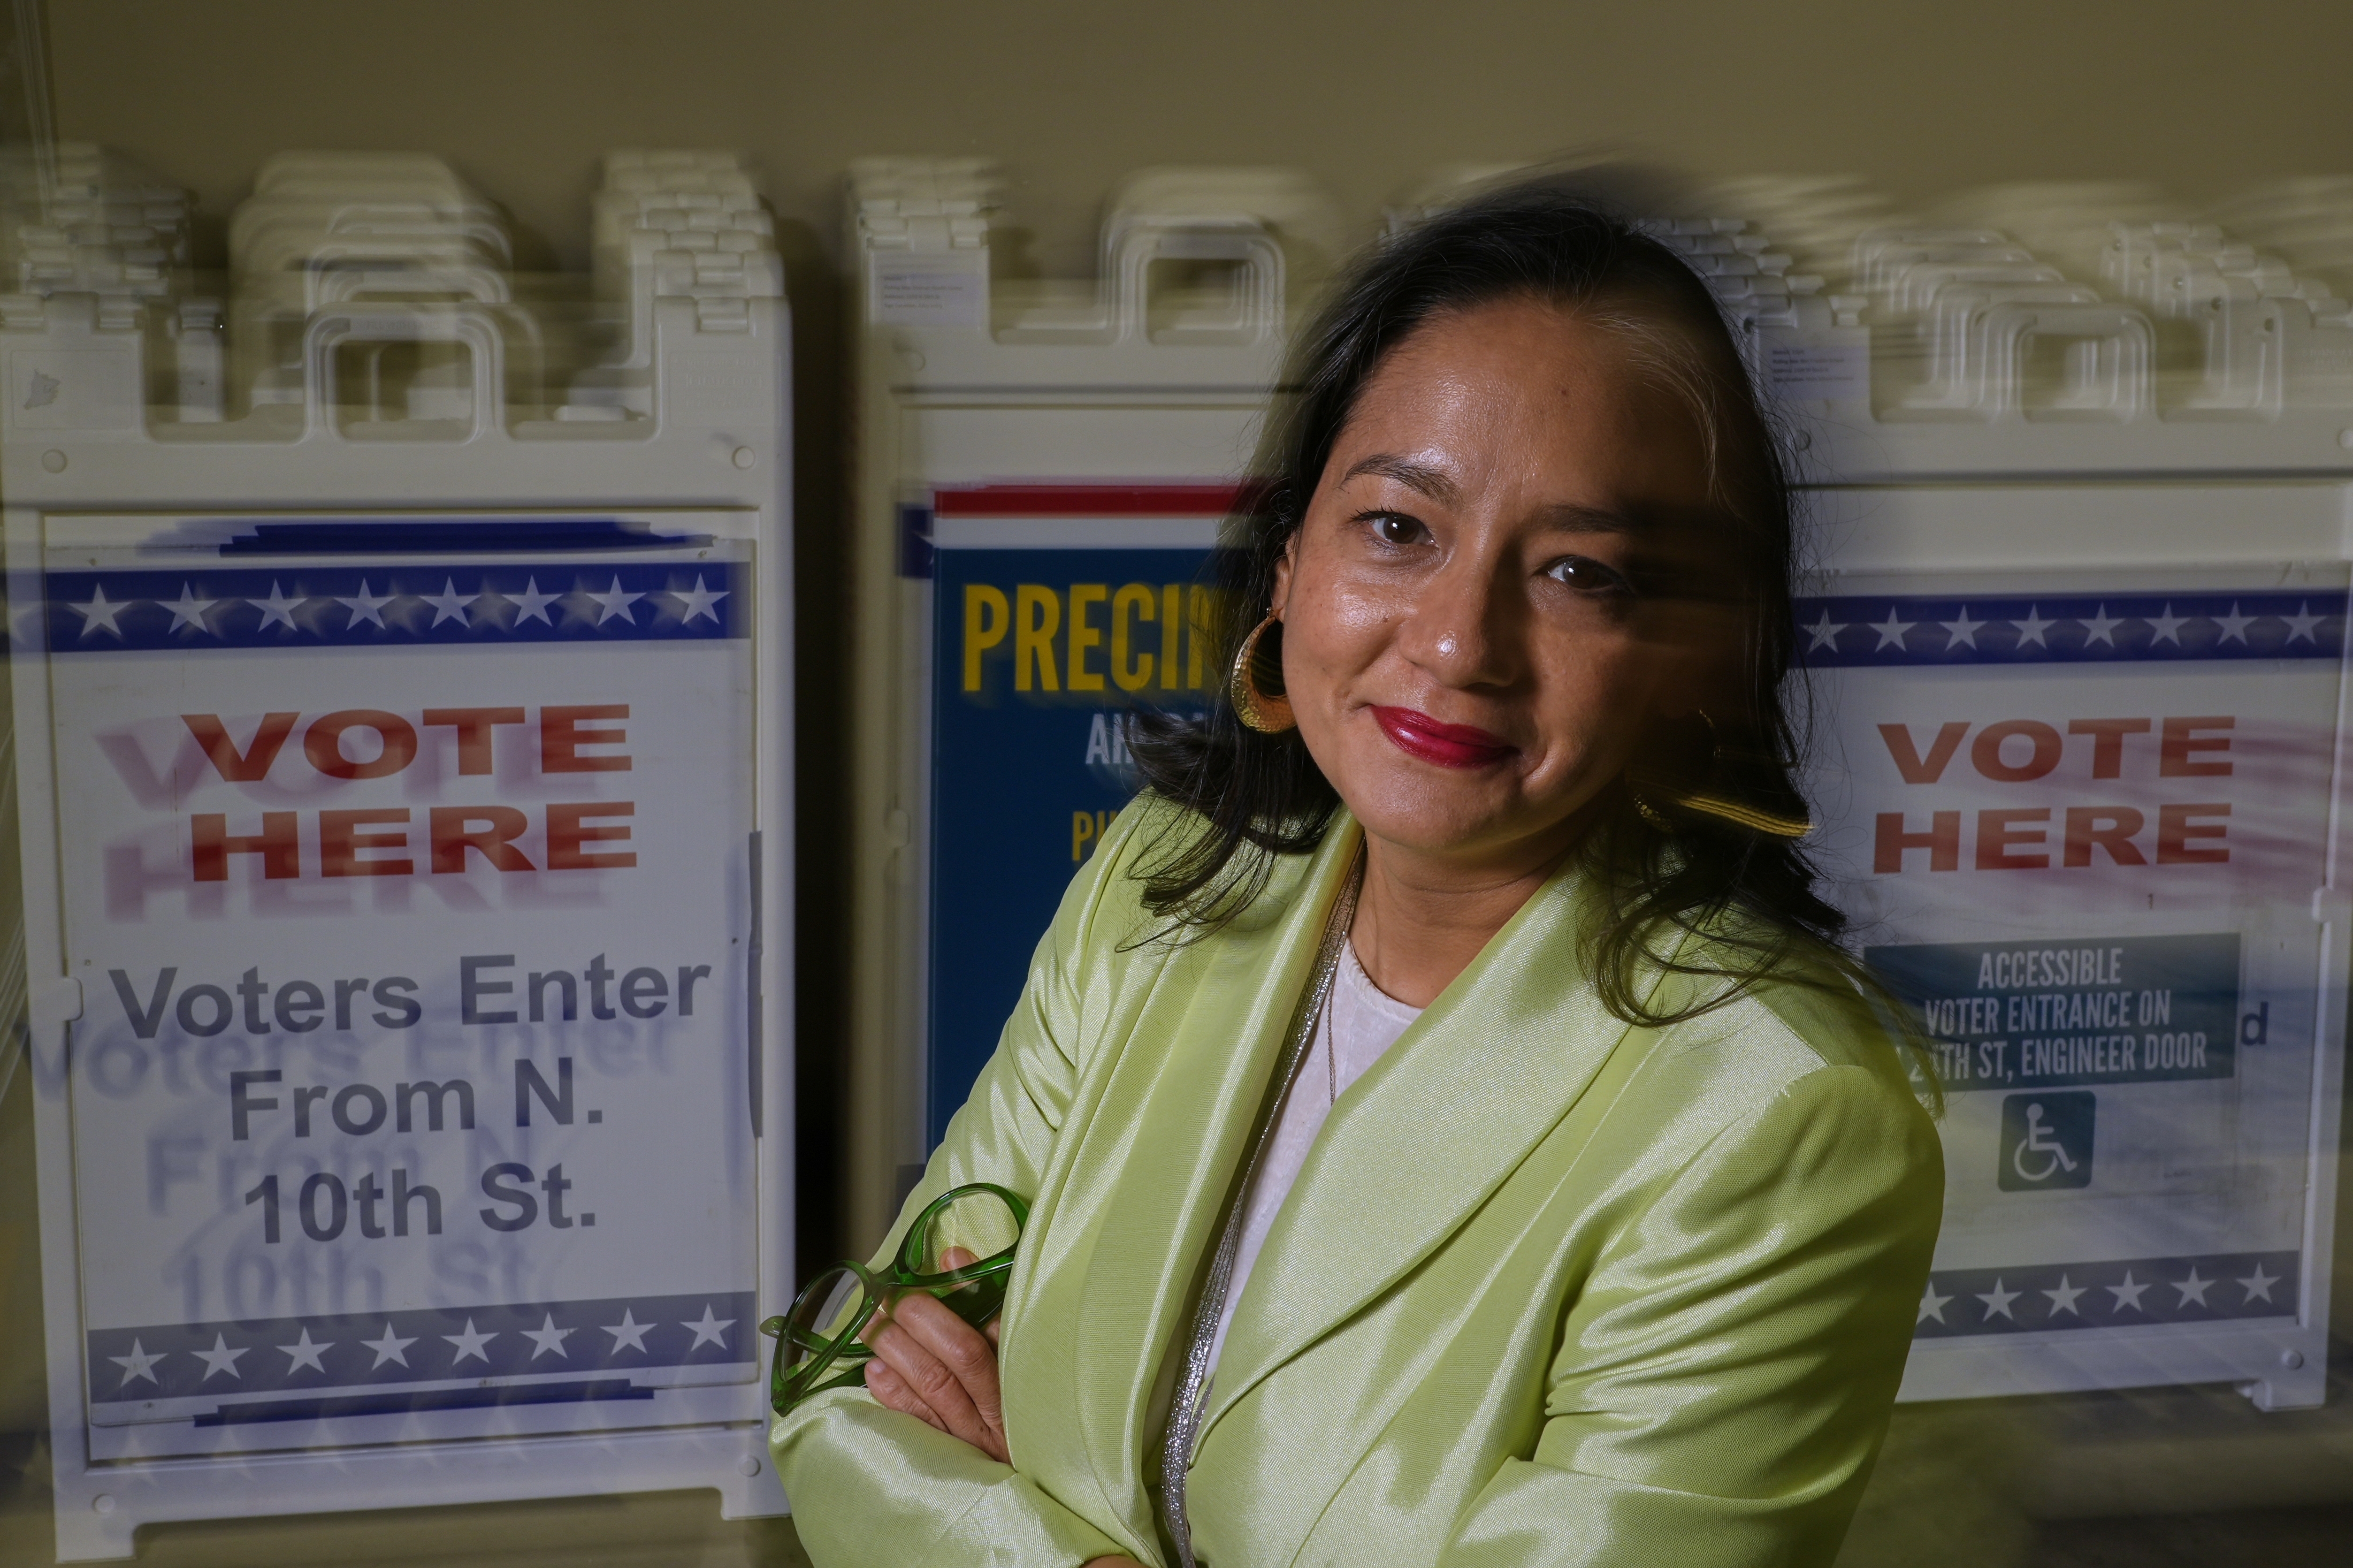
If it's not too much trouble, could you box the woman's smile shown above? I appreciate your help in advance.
[1368,705,1517,769]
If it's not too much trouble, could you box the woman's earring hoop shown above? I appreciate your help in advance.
[1629,709,1812,839]
[1229,615,1296,734]
[1629,790,1677,833]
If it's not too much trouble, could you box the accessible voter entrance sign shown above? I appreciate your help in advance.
[1803,550,2348,1407]
[13,511,784,1542]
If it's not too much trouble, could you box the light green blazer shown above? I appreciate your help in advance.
[774,805,1943,1568]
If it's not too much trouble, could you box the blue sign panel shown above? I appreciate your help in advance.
[927,546,1219,1143]
[1867,933,2243,1091]
[1997,1089,2097,1191]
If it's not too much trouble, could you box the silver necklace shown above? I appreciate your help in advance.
[1155,846,1363,1568]
[1326,951,1345,1109]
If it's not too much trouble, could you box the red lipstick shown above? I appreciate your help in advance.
[1370,706,1516,769]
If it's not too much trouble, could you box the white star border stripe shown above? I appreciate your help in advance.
[362,1322,419,1368]
[510,577,560,624]
[1974,1278,2020,1320]
[109,1338,167,1387]
[522,1312,576,1360]
[443,1318,498,1364]
[2041,1275,2087,1317]
[162,583,219,634]
[1794,597,2346,662]
[252,581,305,631]
[193,1333,247,1381]
[666,573,730,624]
[604,1309,656,1353]
[67,584,129,638]
[420,578,473,626]
[583,576,648,624]
[277,1327,333,1374]
[1906,1253,2299,1337]
[84,1294,787,1394]
[45,568,741,646]
[2237,1263,2282,1303]
[681,1304,737,1350]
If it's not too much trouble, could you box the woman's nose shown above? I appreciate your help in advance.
[1396,560,1520,689]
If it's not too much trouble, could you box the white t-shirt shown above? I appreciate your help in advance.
[1204,939,1423,1378]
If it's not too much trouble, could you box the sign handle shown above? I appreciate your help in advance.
[747,830,763,1138]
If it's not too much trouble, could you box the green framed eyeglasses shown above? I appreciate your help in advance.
[760,1181,1030,1418]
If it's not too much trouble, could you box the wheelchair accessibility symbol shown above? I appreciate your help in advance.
[1998,1091,2096,1191]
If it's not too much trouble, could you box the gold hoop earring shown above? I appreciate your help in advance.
[1629,790,1678,833]
[1229,615,1296,734]
[1628,709,1812,839]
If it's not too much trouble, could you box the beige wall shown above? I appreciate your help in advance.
[46,0,2353,274]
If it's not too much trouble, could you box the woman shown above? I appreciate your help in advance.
[774,179,1943,1568]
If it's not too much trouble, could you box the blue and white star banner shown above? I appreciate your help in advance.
[87,1291,756,1418]
[1910,1251,2297,1340]
[39,562,746,653]
[1793,590,2347,667]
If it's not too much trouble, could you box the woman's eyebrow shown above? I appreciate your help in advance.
[1340,453,1459,503]
[1340,457,1645,535]
[1536,502,1645,535]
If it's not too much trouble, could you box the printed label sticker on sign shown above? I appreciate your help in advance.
[1765,340,1869,403]
[1798,576,2338,1376]
[870,255,987,328]
[1870,933,2241,1091]
[38,536,761,1453]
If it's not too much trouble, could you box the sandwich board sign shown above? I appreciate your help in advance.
[11,512,789,1557]
[1803,483,2349,1410]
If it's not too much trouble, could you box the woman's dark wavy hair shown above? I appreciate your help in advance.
[1128,171,1878,1031]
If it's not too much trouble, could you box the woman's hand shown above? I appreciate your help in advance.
[862,1246,1010,1463]
[865,1284,1145,1566]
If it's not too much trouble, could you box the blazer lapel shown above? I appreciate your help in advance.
[1199,861,1670,1434]
[1016,821,1362,1551]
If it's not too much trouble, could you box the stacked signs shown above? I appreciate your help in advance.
[925,484,2345,1408]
